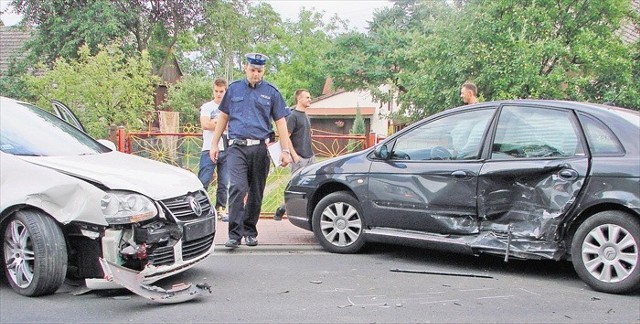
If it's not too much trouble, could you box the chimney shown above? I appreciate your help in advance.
[322,77,334,95]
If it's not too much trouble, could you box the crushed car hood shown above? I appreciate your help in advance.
[21,151,202,200]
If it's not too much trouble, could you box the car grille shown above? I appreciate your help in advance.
[160,190,213,221]
[146,190,214,267]
[148,245,175,266]
[183,234,214,261]
[147,234,214,266]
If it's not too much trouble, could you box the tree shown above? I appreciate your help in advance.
[178,0,251,79]
[260,7,343,103]
[349,106,367,151]
[324,0,455,120]
[325,0,639,123]
[11,0,205,69]
[24,44,159,138]
[181,2,345,104]
[456,0,638,108]
[162,75,213,127]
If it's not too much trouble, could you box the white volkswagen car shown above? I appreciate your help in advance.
[0,97,216,296]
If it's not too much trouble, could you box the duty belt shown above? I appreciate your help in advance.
[229,138,266,146]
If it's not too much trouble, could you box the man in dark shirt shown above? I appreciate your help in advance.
[460,82,479,105]
[274,89,315,220]
[209,53,293,248]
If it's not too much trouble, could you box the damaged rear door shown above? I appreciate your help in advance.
[477,104,589,259]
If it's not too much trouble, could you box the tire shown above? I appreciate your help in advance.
[312,191,365,254]
[571,211,640,294]
[2,210,68,296]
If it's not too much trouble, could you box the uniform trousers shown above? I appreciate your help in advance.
[226,143,270,241]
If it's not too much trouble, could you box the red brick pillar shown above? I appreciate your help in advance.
[117,126,126,152]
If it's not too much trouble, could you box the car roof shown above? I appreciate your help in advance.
[448,99,636,114]
[441,99,639,126]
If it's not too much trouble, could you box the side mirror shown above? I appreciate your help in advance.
[373,144,390,160]
[98,139,117,151]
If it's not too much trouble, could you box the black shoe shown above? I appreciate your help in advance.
[274,206,285,221]
[225,239,240,248]
[245,236,258,246]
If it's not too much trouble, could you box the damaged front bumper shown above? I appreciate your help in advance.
[99,258,211,304]
[79,197,216,290]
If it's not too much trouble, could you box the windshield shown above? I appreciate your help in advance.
[0,98,108,156]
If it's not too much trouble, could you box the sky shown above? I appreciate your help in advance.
[262,0,392,31]
[1,0,393,32]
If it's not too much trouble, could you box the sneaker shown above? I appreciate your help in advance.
[245,236,258,246]
[224,239,239,248]
[274,206,285,221]
[216,207,227,220]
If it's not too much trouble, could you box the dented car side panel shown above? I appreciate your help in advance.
[476,158,589,259]
[0,152,107,226]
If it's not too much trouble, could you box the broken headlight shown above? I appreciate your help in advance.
[100,191,158,224]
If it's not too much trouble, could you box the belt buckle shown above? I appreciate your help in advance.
[233,139,247,146]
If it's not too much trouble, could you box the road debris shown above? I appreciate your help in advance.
[390,268,494,279]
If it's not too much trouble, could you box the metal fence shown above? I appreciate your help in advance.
[115,127,379,215]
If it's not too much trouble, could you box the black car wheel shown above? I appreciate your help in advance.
[312,191,365,254]
[571,211,640,294]
[2,210,68,296]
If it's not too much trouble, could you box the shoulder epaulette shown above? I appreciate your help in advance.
[263,80,282,94]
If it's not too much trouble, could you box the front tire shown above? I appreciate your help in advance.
[2,210,68,296]
[312,191,366,254]
[571,211,640,294]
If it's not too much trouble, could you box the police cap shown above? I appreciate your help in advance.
[245,52,268,69]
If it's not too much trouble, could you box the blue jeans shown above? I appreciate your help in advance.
[198,150,229,210]
[214,150,229,209]
[198,151,215,189]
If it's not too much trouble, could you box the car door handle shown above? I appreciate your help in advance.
[559,169,579,181]
[451,170,468,178]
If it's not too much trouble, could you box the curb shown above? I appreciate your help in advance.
[213,244,324,254]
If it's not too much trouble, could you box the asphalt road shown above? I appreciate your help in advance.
[1,244,638,323]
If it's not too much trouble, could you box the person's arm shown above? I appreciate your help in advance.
[209,112,229,161]
[200,115,216,131]
[288,134,300,163]
[274,117,292,167]
[286,114,300,163]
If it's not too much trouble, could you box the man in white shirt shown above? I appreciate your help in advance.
[198,78,230,221]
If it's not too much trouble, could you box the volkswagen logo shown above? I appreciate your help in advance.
[187,196,202,216]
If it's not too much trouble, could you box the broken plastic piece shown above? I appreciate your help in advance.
[99,258,211,304]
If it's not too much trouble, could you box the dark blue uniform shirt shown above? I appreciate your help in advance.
[219,79,289,140]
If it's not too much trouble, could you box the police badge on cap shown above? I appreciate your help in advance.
[245,53,268,69]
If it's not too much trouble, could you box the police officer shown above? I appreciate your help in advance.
[209,53,293,248]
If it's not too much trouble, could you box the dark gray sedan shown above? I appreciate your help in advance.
[284,100,639,294]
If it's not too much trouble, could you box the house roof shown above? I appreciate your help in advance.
[307,107,376,117]
[0,26,31,76]
[153,55,183,86]
[312,89,347,103]
[623,0,640,44]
